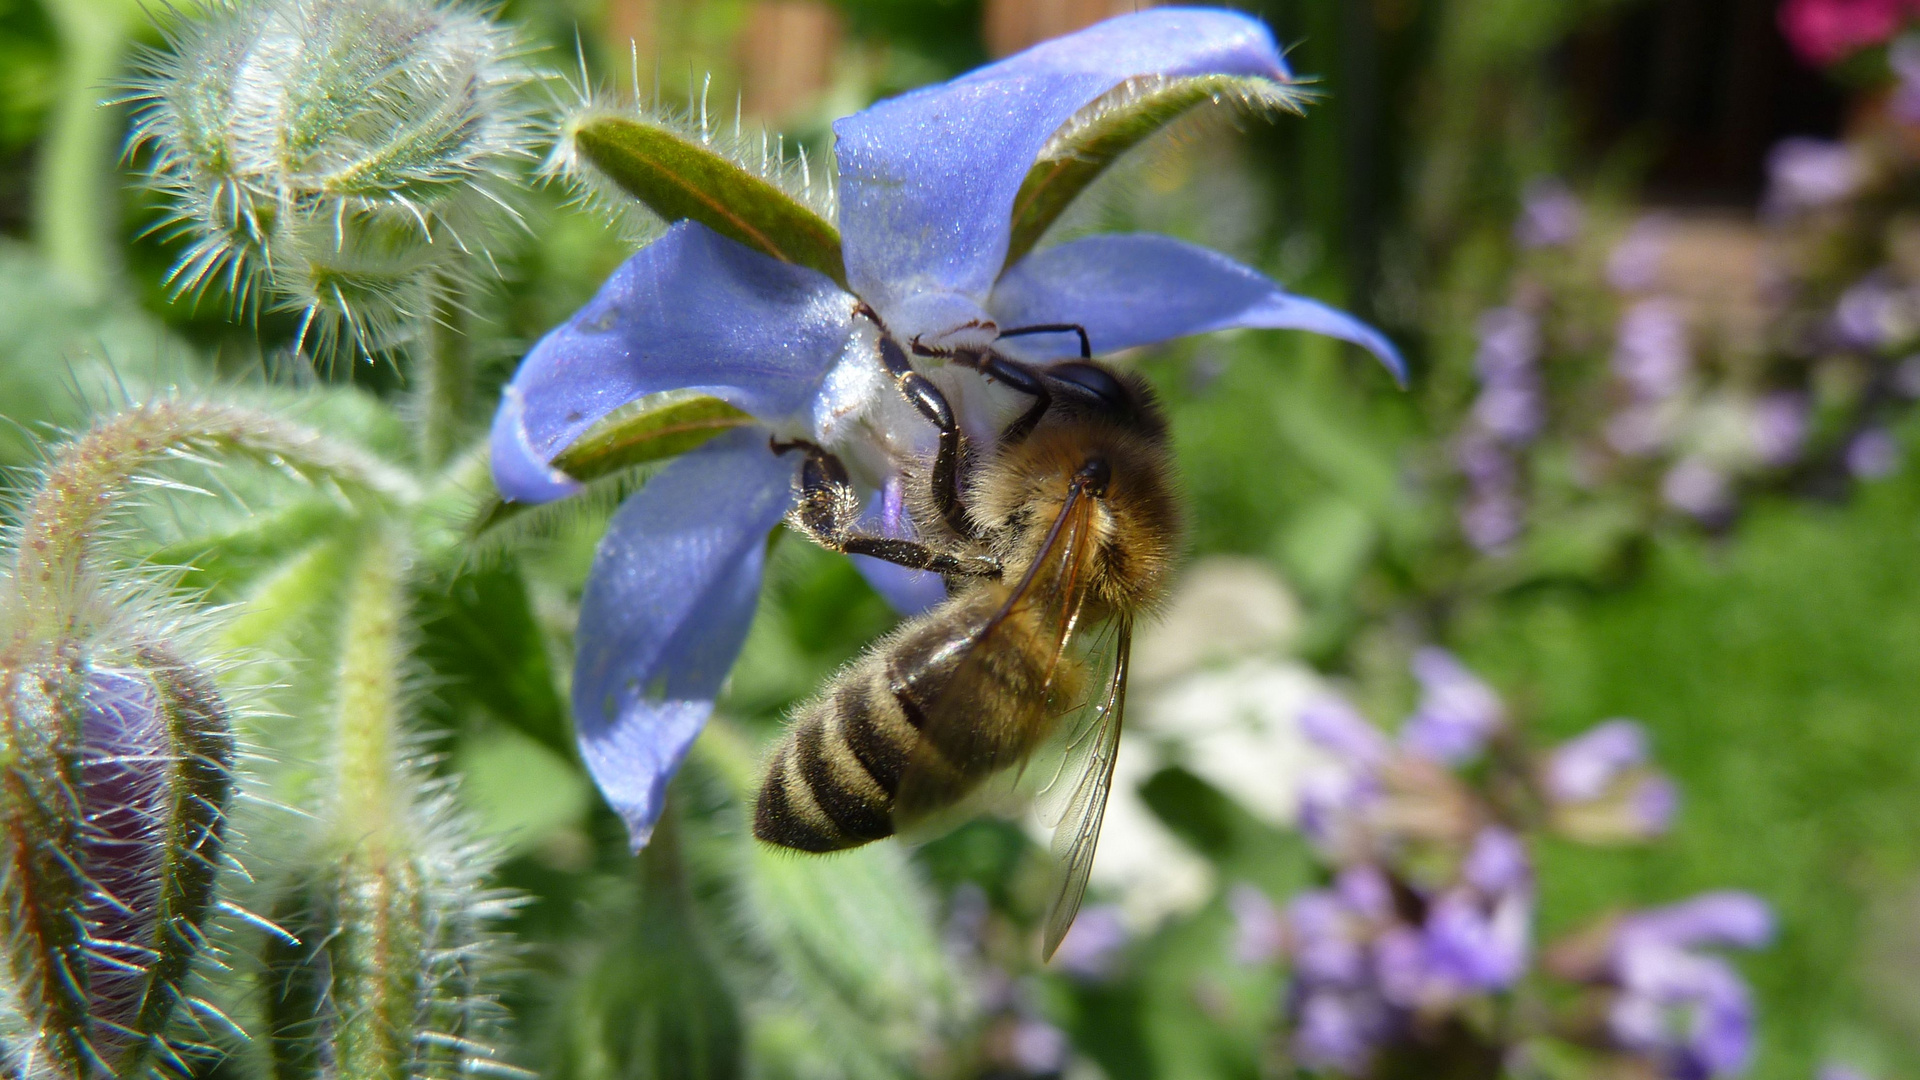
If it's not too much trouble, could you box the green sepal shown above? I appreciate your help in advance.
[468,390,754,536]
[1003,74,1305,271]
[553,390,755,483]
[569,114,848,288]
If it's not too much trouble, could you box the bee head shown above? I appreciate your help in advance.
[1041,362,1169,440]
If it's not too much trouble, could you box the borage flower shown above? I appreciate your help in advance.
[490,9,1403,845]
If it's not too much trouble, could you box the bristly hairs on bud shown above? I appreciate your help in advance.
[543,47,838,244]
[125,0,540,361]
[0,400,410,1079]
[208,525,521,1080]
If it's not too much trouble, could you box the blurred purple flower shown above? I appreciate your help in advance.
[1293,990,1390,1073]
[1663,458,1733,521]
[1895,354,1920,397]
[1461,489,1525,553]
[1456,432,1516,489]
[1290,889,1371,986]
[1300,694,1393,768]
[1423,887,1531,992]
[1609,217,1673,294]
[1750,393,1810,467]
[1475,307,1541,384]
[488,10,1404,846]
[1614,300,1692,401]
[1607,402,1671,457]
[1229,883,1288,965]
[1763,137,1862,216]
[1007,1019,1070,1075]
[1847,428,1900,479]
[1605,892,1773,1080]
[1516,179,1584,249]
[1892,35,1920,122]
[1475,382,1545,446]
[1546,720,1649,803]
[1050,903,1129,980]
[1817,1064,1875,1080]
[1462,826,1530,895]
[1401,648,1504,765]
[1834,275,1909,350]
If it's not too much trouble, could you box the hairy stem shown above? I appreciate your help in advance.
[326,528,426,1080]
[416,270,473,470]
[2,400,412,670]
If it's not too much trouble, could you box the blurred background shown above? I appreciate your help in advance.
[4,0,1920,1078]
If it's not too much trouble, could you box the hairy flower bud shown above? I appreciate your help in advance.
[130,0,535,354]
[1,653,234,1079]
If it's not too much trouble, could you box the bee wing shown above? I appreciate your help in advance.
[891,478,1102,829]
[1039,619,1130,962]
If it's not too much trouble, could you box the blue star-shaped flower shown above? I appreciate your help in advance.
[489,8,1403,847]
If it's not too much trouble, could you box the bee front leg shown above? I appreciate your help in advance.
[770,438,999,578]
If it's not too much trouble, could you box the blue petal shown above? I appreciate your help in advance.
[833,9,1288,347]
[572,428,798,847]
[988,233,1405,382]
[489,221,856,503]
[848,477,946,614]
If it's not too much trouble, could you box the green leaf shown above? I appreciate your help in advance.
[569,114,848,288]
[1003,74,1305,271]
[552,389,755,484]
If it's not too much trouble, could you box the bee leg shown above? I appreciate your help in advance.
[996,322,1092,359]
[875,333,974,539]
[977,354,1050,444]
[771,437,998,578]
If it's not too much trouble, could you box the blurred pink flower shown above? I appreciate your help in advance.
[1778,0,1916,66]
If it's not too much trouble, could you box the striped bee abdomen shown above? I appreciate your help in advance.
[754,592,1059,854]
[754,654,918,852]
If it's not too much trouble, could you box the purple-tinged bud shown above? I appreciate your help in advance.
[1515,180,1583,249]
[1846,429,1900,479]
[2,653,234,1078]
[1400,649,1504,766]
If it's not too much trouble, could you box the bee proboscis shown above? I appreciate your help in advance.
[753,314,1180,958]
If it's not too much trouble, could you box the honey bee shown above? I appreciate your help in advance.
[754,310,1181,957]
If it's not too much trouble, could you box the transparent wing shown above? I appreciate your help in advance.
[892,478,1102,829]
[1040,619,1130,961]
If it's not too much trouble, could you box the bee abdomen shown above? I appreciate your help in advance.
[754,668,914,852]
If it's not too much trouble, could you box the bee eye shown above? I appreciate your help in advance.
[1046,362,1132,413]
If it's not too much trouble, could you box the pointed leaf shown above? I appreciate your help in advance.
[1004,74,1304,270]
[551,389,756,484]
[570,114,848,288]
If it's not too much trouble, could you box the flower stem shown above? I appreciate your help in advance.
[416,270,474,470]
[2,400,411,670]
[35,0,133,295]
[326,527,427,1080]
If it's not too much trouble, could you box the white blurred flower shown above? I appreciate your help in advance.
[1140,658,1326,827]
